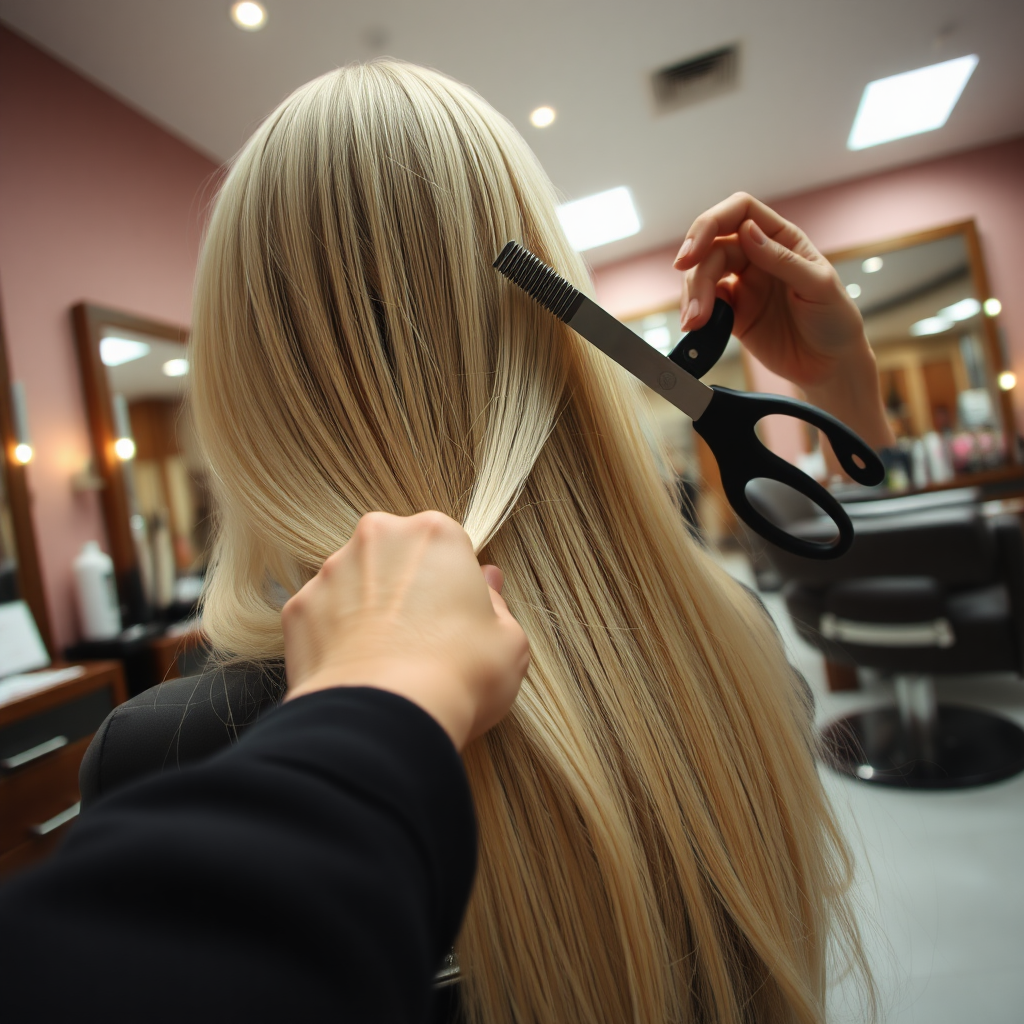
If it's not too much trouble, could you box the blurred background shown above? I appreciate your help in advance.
[0,3,1022,1021]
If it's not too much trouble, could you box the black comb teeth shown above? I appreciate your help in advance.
[492,241,585,323]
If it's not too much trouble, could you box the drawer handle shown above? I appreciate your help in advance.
[1,734,69,770]
[31,802,81,837]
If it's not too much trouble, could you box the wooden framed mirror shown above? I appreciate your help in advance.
[73,304,210,629]
[0,298,53,655]
[826,220,1017,493]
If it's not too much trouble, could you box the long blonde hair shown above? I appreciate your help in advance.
[192,60,870,1023]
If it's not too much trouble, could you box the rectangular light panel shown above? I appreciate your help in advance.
[557,186,641,251]
[848,55,978,151]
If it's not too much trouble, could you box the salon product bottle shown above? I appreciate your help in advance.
[74,541,122,640]
[151,511,176,609]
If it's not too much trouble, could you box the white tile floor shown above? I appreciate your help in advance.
[717,554,1024,1024]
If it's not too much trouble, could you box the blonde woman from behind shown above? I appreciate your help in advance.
[191,60,873,1024]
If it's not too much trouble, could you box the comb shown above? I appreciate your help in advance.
[492,241,585,322]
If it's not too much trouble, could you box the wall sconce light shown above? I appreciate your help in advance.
[112,393,136,461]
[10,381,33,464]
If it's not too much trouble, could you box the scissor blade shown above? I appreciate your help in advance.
[567,297,713,421]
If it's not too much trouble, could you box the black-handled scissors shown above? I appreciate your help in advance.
[493,241,885,559]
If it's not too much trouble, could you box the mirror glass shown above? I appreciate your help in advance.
[831,230,1009,490]
[99,325,210,614]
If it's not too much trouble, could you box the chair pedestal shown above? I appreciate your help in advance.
[822,674,1024,789]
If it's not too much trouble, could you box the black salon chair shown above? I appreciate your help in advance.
[748,482,1024,788]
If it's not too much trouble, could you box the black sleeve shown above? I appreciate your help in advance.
[0,687,477,1024]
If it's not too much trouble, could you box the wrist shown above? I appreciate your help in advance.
[285,659,475,752]
[803,341,896,451]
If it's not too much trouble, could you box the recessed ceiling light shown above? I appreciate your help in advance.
[162,358,190,377]
[231,2,267,31]
[845,282,862,298]
[909,315,953,337]
[861,256,884,274]
[100,337,151,367]
[984,298,1002,317]
[937,297,981,322]
[557,187,641,252]
[848,54,978,151]
[530,106,556,128]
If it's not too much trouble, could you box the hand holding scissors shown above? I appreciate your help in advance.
[675,192,896,459]
[493,240,885,560]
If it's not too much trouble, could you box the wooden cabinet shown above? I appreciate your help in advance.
[0,662,127,878]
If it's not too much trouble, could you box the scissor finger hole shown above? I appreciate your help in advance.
[744,478,840,544]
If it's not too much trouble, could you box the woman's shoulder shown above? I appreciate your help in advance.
[79,662,285,808]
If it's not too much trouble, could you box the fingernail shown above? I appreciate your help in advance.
[675,237,693,263]
[685,298,700,324]
[749,222,767,245]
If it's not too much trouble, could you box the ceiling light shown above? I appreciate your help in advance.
[162,358,190,377]
[937,297,981,322]
[845,282,862,298]
[230,2,267,30]
[100,337,151,367]
[14,443,33,465]
[848,54,978,151]
[909,316,953,337]
[530,106,556,128]
[557,187,641,252]
[861,256,883,274]
[998,371,1016,391]
[984,298,1002,317]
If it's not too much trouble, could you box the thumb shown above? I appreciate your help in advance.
[480,563,504,595]
[481,564,515,621]
[739,219,831,299]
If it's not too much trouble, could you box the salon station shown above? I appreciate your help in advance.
[1,3,1022,1022]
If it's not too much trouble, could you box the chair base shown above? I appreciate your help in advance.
[822,705,1024,789]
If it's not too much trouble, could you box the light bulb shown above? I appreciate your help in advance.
[231,2,266,30]
[529,106,556,128]
[984,298,1002,317]
[115,437,136,460]
[998,371,1017,391]
[13,443,33,464]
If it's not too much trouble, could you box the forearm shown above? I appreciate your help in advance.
[0,688,477,1023]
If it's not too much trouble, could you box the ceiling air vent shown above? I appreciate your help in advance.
[652,45,739,113]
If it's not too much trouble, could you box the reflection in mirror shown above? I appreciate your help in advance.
[830,222,1015,492]
[98,326,210,617]
[0,452,17,603]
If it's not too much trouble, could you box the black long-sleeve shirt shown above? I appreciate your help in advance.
[0,687,477,1023]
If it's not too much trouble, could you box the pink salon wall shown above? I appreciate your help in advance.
[0,26,220,649]
[593,135,1024,461]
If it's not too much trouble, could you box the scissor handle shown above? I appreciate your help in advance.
[692,386,885,559]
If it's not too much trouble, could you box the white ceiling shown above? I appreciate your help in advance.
[2,0,1022,266]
